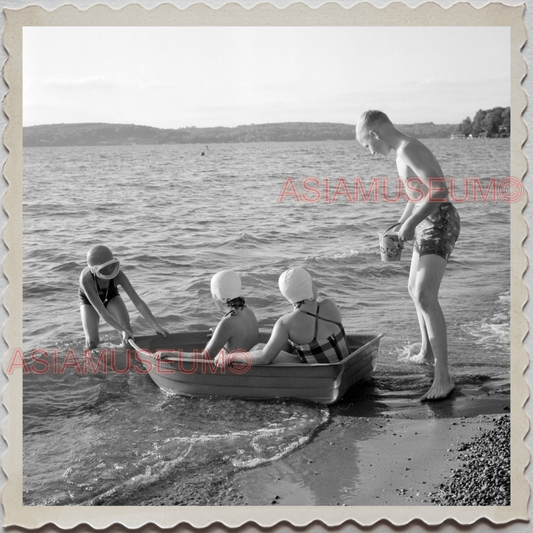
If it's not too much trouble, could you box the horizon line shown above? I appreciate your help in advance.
[23,118,470,130]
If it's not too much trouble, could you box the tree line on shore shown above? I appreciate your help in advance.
[23,121,458,147]
[455,106,510,138]
[23,109,509,147]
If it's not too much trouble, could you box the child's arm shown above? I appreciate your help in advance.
[248,319,290,365]
[398,201,416,224]
[215,317,289,368]
[398,143,448,241]
[204,318,233,359]
[116,272,168,336]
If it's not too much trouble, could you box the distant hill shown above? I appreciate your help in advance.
[23,121,458,147]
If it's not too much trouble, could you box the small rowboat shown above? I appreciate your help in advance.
[131,331,382,405]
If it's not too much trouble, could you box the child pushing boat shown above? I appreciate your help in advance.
[78,245,168,349]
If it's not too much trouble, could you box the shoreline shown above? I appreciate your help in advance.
[100,374,510,507]
[233,375,510,506]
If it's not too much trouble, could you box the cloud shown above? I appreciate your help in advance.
[40,76,117,89]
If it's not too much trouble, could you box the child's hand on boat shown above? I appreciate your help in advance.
[155,325,168,337]
[214,351,229,370]
[121,328,134,346]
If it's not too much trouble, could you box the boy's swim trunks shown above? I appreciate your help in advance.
[415,202,460,261]
[78,274,120,308]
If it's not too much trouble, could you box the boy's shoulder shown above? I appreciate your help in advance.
[396,136,433,165]
[397,135,424,154]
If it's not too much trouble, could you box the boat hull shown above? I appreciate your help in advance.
[133,331,382,405]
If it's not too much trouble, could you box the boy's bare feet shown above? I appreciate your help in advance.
[408,349,434,365]
[420,376,455,401]
[405,351,435,376]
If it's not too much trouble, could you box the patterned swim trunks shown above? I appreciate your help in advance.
[414,202,460,261]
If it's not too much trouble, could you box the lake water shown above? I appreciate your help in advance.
[21,138,511,505]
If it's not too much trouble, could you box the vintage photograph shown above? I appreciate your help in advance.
[1,1,528,529]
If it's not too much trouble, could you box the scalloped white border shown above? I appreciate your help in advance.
[1,1,529,529]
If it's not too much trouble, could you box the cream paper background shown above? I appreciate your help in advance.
[0,1,530,531]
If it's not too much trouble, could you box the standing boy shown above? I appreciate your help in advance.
[356,110,460,400]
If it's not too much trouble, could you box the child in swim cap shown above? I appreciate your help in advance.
[204,270,259,358]
[216,267,349,368]
[278,267,316,306]
[78,244,168,349]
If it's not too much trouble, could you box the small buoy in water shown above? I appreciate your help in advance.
[201,151,205,156]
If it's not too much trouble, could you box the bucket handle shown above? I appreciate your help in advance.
[383,222,403,236]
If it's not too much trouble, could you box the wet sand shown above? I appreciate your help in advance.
[102,374,510,506]
[234,374,511,506]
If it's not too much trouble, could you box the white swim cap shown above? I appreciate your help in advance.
[279,268,314,304]
[210,270,242,301]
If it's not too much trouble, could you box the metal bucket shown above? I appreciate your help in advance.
[378,223,403,262]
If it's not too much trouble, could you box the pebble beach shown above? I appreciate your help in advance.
[429,415,510,506]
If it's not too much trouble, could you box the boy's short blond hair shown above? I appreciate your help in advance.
[359,110,393,131]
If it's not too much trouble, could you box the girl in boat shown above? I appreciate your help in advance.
[78,245,168,349]
[204,270,259,358]
[215,267,350,368]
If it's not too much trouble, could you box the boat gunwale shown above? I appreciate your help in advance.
[132,332,383,369]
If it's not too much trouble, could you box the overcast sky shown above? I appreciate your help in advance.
[23,26,510,129]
